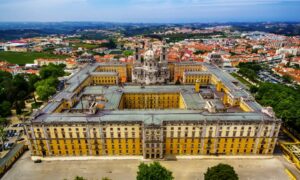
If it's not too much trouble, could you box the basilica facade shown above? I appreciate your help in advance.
[132,44,170,85]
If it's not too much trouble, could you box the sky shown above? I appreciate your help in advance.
[0,0,300,22]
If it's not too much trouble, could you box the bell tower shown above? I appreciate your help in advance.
[160,40,168,63]
[135,43,141,63]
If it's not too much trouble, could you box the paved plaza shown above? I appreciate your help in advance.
[3,152,292,180]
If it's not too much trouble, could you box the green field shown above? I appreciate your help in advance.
[71,43,100,50]
[0,51,69,65]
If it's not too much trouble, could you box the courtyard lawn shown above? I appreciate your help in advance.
[0,51,69,65]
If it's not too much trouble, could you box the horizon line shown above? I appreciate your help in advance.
[0,20,300,24]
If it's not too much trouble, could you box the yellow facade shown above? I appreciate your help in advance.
[173,64,203,82]
[126,64,133,82]
[184,74,211,84]
[118,93,185,109]
[96,65,127,83]
[26,121,280,157]
[92,75,118,85]
[240,100,253,112]
[27,123,143,157]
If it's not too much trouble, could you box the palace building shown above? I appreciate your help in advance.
[25,45,281,159]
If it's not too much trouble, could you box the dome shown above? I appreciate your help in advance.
[144,49,155,61]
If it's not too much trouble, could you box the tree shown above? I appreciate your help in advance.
[28,74,40,103]
[255,83,300,131]
[249,85,258,93]
[0,101,12,117]
[34,77,59,101]
[13,74,29,97]
[0,117,9,127]
[0,71,12,82]
[102,177,111,180]
[194,50,206,55]
[100,39,117,49]
[0,117,8,150]
[137,162,174,180]
[36,84,56,101]
[204,163,238,180]
[39,63,65,79]
[282,75,292,83]
[74,176,86,180]
[238,68,258,82]
[16,100,25,114]
[0,126,6,150]
[0,77,17,103]
[34,77,59,89]
[123,50,134,57]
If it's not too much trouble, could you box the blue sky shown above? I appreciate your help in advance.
[0,0,299,22]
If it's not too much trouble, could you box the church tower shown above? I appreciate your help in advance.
[160,40,168,63]
[135,43,141,63]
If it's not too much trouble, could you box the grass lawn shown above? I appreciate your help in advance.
[31,102,43,109]
[0,51,69,65]
[71,42,100,50]
[231,73,253,87]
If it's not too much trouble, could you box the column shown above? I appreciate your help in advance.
[201,122,207,154]
[86,123,92,155]
[214,121,220,154]
[254,122,264,154]
[99,121,106,155]
[42,124,52,156]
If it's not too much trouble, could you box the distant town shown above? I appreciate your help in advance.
[0,24,299,84]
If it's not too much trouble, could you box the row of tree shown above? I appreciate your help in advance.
[0,71,34,117]
[237,62,262,82]
[0,63,66,118]
[237,62,300,131]
[35,63,66,101]
[73,162,238,180]
[252,82,300,131]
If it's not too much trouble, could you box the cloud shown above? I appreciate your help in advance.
[1,0,88,7]
[131,0,300,7]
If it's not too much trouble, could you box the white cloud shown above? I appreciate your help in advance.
[131,0,300,7]
[0,0,88,7]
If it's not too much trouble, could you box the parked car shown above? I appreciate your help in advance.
[7,130,17,137]
[4,142,14,150]
[17,123,23,127]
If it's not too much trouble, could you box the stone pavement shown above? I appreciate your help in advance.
[3,152,290,180]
